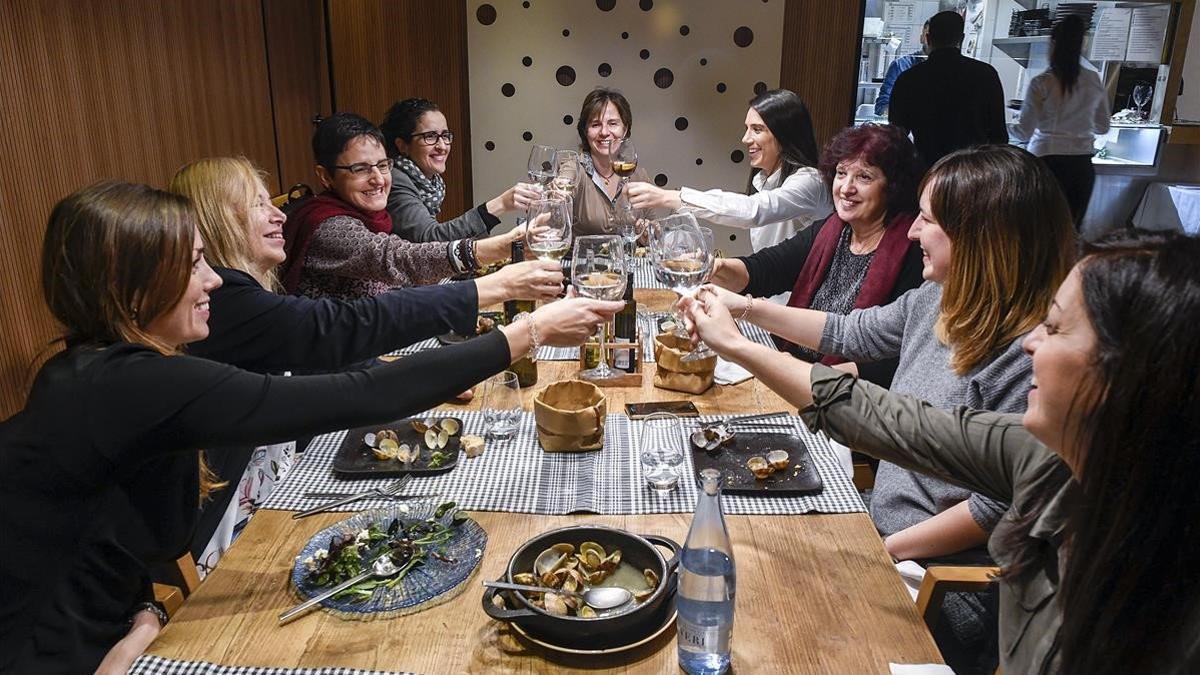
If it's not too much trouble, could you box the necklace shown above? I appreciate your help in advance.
[849,225,886,255]
[595,167,616,181]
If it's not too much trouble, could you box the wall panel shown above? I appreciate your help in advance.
[0,0,279,418]
[780,0,866,149]
[327,0,473,219]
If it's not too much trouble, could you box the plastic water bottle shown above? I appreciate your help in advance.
[677,468,735,674]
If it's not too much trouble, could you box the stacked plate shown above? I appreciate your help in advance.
[1009,8,1051,37]
[1053,3,1096,30]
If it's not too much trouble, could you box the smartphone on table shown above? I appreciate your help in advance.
[625,401,700,419]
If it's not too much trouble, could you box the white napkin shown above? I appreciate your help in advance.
[889,664,956,675]
[713,357,753,385]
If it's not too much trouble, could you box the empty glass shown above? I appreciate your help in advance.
[483,371,522,440]
[526,144,557,187]
[639,412,686,493]
[550,149,581,200]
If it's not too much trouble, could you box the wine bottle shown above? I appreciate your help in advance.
[677,468,735,674]
[612,272,637,372]
[504,240,538,388]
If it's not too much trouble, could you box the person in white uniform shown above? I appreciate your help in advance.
[627,89,833,257]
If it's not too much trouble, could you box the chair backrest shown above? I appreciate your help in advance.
[272,183,314,211]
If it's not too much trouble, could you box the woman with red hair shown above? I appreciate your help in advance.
[709,124,925,387]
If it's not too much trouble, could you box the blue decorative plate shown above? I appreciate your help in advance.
[290,502,487,620]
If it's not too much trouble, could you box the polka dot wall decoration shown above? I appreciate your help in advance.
[522,1,530,7]
[754,81,767,95]
[467,0,785,257]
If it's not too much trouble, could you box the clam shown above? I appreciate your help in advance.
[491,594,507,610]
[533,543,575,577]
[747,455,773,480]
[585,568,608,585]
[395,443,419,464]
[377,429,399,444]
[543,592,569,616]
[562,575,578,593]
[644,568,660,589]
[633,588,655,602]
[582,550,603,570]
[512,572,536,585]
[767,449,790,471]
[410,419,430,434]
[601,549,622,571]
[424,429,438,449]
[437,429,450,449]
[579,542,606,560]
[577,605,598,619]
[440,418,461,436]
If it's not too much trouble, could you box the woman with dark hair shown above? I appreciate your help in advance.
[628,89,832,253]
[700,145,1076,674]
[1012,15,1110,227]
[572,87,654,235]
[685,229,1200,675]
[708,123,925,386]
[380,98,541,242]
[281,113,525,300]
[0,181,622,673]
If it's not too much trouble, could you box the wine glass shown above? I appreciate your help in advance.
[526,144,557,188]
[639,412,686,493]
[611,137,638,188]
[525,197,572,262]
[650,214,715,362]
[572,235,628,381]
[612,198,644,256]
[1132,83,1153,121]
[550,149,581,200]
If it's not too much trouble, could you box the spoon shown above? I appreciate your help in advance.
[279,555,400,624]
[483,581,633,610]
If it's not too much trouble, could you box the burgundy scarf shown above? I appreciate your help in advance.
[782,211,917,364]
[280,191,392,294]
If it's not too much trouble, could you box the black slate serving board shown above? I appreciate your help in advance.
[332,417,462,478]
[690,432,823,495]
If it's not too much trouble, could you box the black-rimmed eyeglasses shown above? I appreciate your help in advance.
[411,131,454,146]
[333,158,394,177]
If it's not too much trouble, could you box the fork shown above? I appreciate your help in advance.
[291,475,413,520]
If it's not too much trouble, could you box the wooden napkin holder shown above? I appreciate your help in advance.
[576,328,643,387]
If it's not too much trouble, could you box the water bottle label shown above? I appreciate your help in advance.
[677,617,723,651]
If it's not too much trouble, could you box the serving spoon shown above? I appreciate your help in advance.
[279,555,400,624]
[483,581,633,610]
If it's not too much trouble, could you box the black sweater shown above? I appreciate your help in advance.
[737,220,926,388]
[0,332,510,673]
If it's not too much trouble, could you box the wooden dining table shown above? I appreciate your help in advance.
[146,290,943,673]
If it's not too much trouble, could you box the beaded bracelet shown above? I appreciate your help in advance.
[129,601,169,628]
[513,311,540,362]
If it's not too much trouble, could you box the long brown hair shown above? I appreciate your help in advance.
[41,181,226,498]
[926,146,1075,373]
[170,157,280,291]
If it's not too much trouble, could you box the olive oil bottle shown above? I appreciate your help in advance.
[504,239,538,387]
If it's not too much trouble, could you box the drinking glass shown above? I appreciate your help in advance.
[525,198,572,262]
[483,371,522,440]
[571,235,628,381]
[526,144,557,187]
[611,137,638,188]
[612,196,644,255]
[650,214,715,361]
[639,412,686,493]
[550,149,581,200]
[1132,83,1153,121]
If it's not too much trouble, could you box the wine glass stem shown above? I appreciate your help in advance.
[596,320,611,376]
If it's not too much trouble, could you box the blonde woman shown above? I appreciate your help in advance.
[701,145,1075,673]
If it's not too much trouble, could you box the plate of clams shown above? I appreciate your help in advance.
[690,431,823,495]
[332,417,465,477]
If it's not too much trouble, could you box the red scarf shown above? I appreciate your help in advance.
[280,191,392,294]
[782,211,917,364]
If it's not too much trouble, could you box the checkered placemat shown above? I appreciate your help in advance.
[631,257,667,290]
[129,655,415,675]
[261,411,863,516]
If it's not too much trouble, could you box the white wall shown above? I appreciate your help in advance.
[466,0,785,255]
[1175,0,1200,123]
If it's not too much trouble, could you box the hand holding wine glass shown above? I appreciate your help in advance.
[550,149,581,200]
[650,214,716,362]
[525,198,573,262]
[611,138,638,184]
[526,144,557,188]
[571,235,628,380]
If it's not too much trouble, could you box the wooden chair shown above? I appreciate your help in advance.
[915,565,1002,675]
[152,552,202,617]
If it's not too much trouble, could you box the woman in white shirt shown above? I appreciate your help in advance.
[627,89,833,253]
[1011,15,1110,228]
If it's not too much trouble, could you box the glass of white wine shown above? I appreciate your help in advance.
[651,213,715,362]
[551,149,581,200]
[525,198,572,262]
[526,144,557,188]
[611,137,638,188]
[572,235,628,381]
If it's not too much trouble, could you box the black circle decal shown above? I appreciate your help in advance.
[679,25,690,36]
[716,82,727,93]
[522,56,532,67]
[476,4,497,25]
[501,83,516,97]
[485,141,495,151]
[729,234,737,242]
[562,28,570,37]
[522,131,533,142]
[695,157,703,165]
[654,173,668,187]
[754,81,768,95]
[563,115,573,125]
[621,31,630,39]
[598,62,612,77]
[674,117,689,131]
[733,26,754,48]
[699,58,708,66]
[639,0,653,10]
[522,1,530,7]
[731,149,745,163]
[639,49,650,60]
[653,68,674,88]
[596,0,616,9]
[555,65,576,86]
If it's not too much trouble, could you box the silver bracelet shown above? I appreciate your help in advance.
[737,294,754,322]
[130,601,169,628]
[513,311,540,362]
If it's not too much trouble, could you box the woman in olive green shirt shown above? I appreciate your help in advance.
[683,232,1200,675]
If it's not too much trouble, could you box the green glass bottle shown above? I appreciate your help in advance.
[504,239,538,387]
[612,272,638,373]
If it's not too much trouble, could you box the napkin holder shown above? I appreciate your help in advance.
[533,380,607,452]
[653,332,716,394]
[576,329,643,387]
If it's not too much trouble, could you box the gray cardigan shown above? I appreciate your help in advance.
[820,281,1031,561]
[386,166,499,242]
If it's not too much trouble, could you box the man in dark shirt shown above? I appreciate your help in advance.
[889,11,1007,166]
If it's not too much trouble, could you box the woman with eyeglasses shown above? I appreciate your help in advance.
[380,98,541,242]
[281,113,526,300]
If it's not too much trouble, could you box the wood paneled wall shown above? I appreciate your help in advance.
[779,0,866,149]
[326,0,474,219]
[0,0,280,418]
